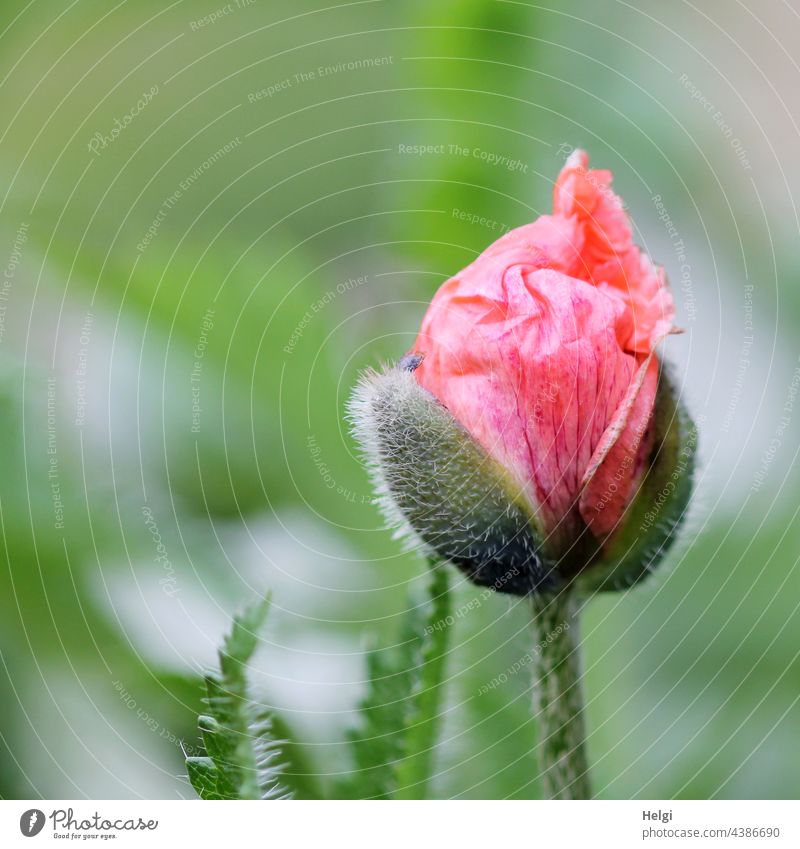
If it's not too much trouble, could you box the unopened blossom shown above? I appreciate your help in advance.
[411,150,676,551]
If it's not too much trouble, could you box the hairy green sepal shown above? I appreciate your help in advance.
[349,363,551,595]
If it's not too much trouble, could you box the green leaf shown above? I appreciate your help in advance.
[341,599,426,798]
[394,565,452,799]
[185,757,223,801]
[185,597,293,800]
[341,564,453,800]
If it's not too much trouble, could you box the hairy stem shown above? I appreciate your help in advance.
[530,588,590,799]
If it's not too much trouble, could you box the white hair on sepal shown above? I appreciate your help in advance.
[347,365,433,559]
[347,360,551,596]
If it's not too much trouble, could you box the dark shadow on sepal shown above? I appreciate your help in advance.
[576,369,697,594]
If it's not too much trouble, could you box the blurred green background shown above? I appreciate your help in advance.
[0,0,797,799]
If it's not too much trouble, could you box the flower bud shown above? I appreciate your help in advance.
[350,150,697,595]
[350,357,695,595]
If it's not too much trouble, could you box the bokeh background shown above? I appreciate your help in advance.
[0,0,798,799]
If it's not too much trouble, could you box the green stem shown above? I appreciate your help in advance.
[530,588,590,799]
[395,564,451,799]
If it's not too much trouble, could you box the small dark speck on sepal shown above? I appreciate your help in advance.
[399,352,425,372]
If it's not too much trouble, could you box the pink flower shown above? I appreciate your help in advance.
[412,150,676,552]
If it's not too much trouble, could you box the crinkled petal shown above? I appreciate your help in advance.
[411,149,676,548]
[552,149,675,354]
[415,267,638,548]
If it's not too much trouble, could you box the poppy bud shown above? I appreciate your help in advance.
[350,150,696,595]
